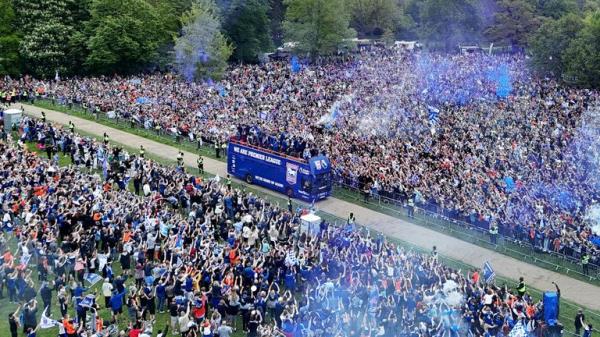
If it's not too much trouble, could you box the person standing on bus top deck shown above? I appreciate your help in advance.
[287,197,293,214]
[68,121,74,133]
[140,145,145,159]
[103,132,109,145]
[226,174,232,191]
[215,140,220,158]
[197,157,204,174]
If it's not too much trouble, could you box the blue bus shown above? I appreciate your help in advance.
[227,138,332,202]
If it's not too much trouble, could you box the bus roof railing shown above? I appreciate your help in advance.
[228,137,310,164]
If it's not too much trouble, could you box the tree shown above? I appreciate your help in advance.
[535,0,578,19]
[283,0,356,57]
[563,11,600,88]
[224,0,273,63]
[485,0,540,50]
[347,0,401,38]
[418,0,481,51]
[85,0,166,74]
[0,0,21,76]
[269,0,286,45]
[174,0,234,81]
[529,14,583,77]
[13,0,86,77]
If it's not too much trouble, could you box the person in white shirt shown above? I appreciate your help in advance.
[178,303,192,337]
[102,279,113,308]
[217,321,233,337]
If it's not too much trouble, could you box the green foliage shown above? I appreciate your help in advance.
[418,0,481,50]
[283,0,356,57]
[85,0,166,74]
[485,0,540,49]
[13,0,85,77]
[347,0,401,38]
[174,0,234,81]
[224,0,273,63]
[529,13,584,77]
[0,0,21,76]
[0,35,21,76]
[563,11,600,87]
[269,0,286,46]
[535,0,579,19]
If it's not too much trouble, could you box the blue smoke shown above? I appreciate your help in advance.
[487,64,512,99]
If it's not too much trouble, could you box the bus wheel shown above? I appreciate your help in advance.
[245,174,253,184]
[286,187,294,198]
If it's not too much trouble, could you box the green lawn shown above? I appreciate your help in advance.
[14,100,600,336]
[29,99,600,287]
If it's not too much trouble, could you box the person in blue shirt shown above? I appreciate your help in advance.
[157,276,169,313]
[110,290,126,318]
[26,325,39,337]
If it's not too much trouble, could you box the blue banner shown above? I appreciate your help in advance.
[482,261,495,283]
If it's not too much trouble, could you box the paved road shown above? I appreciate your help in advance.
[19,104,600,310]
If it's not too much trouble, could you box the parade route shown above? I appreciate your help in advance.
[20,103,600,311]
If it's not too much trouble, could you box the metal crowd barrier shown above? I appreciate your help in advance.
[27,96,600,284]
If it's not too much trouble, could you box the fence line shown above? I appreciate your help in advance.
[23,97,600,285]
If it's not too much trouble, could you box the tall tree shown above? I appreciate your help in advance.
[529,13,583,77]
[85,0,166,74]
[563,10,600,87]
[224,0,273,63]
[0,0,21,76]
[418,0,481,51]
[13,0,85,77]
[485,0,540,50]
[347,0,401,38]
[174,0,234,81]
[269,0,286,45]
[535,0,578,19]
[283,0,356,57]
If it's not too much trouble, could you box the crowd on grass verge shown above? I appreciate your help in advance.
[0,117,594,337]
[1,47,600,271]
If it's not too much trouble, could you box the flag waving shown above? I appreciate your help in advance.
[508,320,527,337]
[40,306,59,329]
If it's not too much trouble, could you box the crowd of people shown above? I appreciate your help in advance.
[1,46,599,270]
[0,117,585,337]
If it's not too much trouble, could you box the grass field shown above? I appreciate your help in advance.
[28,99,600,287]
[8,102,600,337]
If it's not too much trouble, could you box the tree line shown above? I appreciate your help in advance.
[0,0,599,87]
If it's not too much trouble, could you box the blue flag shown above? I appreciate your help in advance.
[291,56,301,73]
[504,176,515,192]
[482,261,495,283]
[428,106,440,124]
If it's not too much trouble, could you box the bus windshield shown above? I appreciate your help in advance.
[314,173,331,190]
